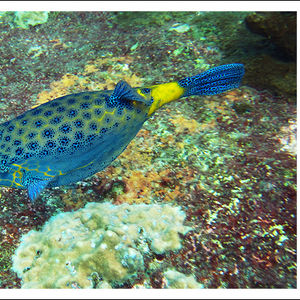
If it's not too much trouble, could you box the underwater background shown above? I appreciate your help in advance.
[0,11,296,289]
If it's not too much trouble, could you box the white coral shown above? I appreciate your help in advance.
[12,202,191,288]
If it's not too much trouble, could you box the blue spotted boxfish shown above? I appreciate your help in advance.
[0,64,244,201]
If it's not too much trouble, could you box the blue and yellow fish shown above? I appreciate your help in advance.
[0,64,244,201]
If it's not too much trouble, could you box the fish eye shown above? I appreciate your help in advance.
[141,88,150,94]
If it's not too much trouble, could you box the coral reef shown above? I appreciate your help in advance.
[0,11,296,289]
[12,202,191,288]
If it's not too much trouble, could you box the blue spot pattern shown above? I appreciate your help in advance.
[178,63,245,96]
[107,80,152,108]
[0,66,244,201]
[0,85,149,198]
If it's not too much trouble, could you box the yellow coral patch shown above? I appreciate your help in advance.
[115,170,160,204]
[169,114,200,134]
[32,55,143,108]
[59,74,79,88]
[83,64,99,75]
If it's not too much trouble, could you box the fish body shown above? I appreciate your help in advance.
[0,64,244,200]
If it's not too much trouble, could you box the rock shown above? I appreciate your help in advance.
[245,12,296,61]
[242,54,296,98]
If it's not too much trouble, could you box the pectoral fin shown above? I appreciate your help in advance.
[28,179,51,202]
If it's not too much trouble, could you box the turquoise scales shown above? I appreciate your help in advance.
[0,83,151,200]
[0,63,245,201]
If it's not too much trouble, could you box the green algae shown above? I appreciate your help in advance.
[14,11,49,29]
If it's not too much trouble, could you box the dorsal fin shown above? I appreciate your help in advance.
[109,81,152,105]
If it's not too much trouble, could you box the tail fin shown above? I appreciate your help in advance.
[178,63,245,97]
